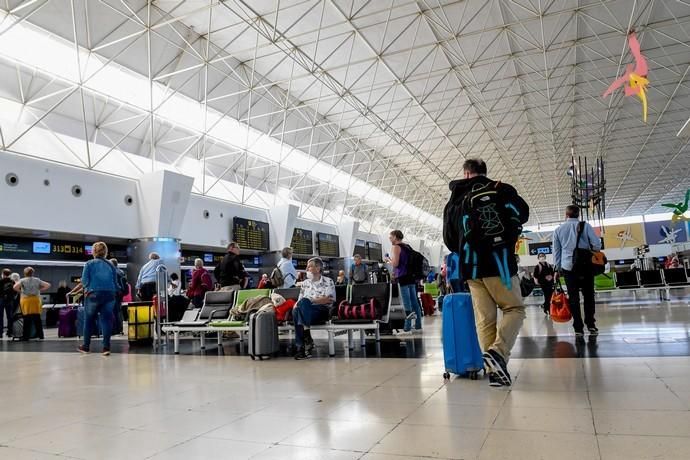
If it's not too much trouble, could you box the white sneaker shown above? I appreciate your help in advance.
[395,330,413,337]
[413,328,423,335]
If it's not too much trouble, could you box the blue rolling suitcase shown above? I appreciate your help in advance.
[442,293,484,380]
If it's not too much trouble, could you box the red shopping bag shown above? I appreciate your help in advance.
[549,278,572,323]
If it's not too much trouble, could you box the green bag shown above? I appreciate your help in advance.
[210,320,245,327]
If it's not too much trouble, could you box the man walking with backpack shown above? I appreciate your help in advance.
[387,230,424,335]
[533,253,555,315]
[443,159,530,387]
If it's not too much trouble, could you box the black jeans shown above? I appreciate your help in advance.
[541,284,554,313]
[139,282,156,301]
[563,269,595,332]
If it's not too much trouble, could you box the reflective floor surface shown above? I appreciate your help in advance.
[1,296,690,459]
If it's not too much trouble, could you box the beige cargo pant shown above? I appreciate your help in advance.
[467,276,526,362]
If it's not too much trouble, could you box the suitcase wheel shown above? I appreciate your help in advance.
[443,372,451,381]
[469,370,479,380]
[250,355,256,361]
[258,356,264,361]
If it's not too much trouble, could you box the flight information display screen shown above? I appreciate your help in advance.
[367,242,383,261]
[291,228,313,255]
[232,217,270,251]
[353,239,366,258]
[317,232,340,258]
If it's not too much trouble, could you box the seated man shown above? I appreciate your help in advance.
[293,257,335,360]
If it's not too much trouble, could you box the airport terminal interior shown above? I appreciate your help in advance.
[1,0,690,459]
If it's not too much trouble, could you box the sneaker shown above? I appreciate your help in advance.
[588,327,599,336]
[294,348,312,360]
[488,373,504,387]
[395,330,413,337]
[413,328,423,335]
[575,330,584,337]
[483,349,511,387]
[77,345,90,354]
[305,339,315,354]
[102,348,111,356]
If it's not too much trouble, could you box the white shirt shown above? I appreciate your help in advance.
[277,257,298,288]
[298,275,336,304]
[168,280,181,297]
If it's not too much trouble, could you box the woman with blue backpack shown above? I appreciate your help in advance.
[386,230,423,336]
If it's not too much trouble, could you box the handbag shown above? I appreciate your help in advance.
[572,221,607,275]
[549,277,572,323]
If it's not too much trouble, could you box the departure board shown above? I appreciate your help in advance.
[292,258,309,270]
[317,232,340,258]
[291,228,314,255]
[367,242,383,262]
[353,239,366,258]
[232,217,270,251]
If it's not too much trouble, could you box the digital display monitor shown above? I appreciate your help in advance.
[366,241,383,261]
[291,228,313,255]
[204,253,214,263]
[353,239,366,258]
[32,241,51,254]
[293,258,309,270]
[84,245,93,256]
[317,233,340,258]
[232,217,270,251]
[528,242,552,255]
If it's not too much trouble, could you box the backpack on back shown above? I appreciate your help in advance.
[270,266,284,288]
[460,180,523,287]
[400,244,430,281]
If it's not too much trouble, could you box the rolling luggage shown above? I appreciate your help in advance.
[442,293,484,380]
[248,309,280,360]
[45,307,60,328]
[58,308,78,337]
[11,308,24,339]
[420,293,435,316]
[437,294,445,312]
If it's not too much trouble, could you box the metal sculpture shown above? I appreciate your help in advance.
[570,152,606,226]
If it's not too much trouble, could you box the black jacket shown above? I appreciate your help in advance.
[443,175,529,280]
[214,253,247,287]
[534,262,555,285]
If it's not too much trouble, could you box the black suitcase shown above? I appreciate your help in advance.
[248,309,280,360]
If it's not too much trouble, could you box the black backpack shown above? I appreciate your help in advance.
[401,244,430,281]
[460,180,523,284]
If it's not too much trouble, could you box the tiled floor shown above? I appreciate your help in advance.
[2,300,690,459]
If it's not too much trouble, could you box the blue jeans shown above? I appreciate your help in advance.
[83,291,116,350]
[0,298,14,336]
[399,283,422,331]
[293,298,330,348]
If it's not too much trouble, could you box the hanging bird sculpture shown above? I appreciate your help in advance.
[603,31,649,122]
